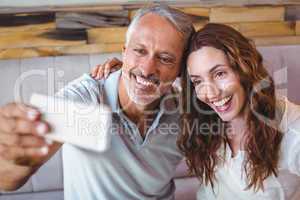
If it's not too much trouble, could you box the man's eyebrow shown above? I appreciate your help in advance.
[159,51,176,60]
[133,43,145,48]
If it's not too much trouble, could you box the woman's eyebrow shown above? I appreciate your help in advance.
[209,64,226,73]
[189,74,201,78]
[189,64,226,78]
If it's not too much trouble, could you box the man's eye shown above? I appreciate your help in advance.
[133,48,146,55]
[159,56,174,65]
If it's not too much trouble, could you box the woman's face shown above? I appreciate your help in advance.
[187,46,246,122]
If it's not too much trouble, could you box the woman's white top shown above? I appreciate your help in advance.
[197,97,300,200]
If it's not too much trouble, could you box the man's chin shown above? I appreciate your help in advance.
[131,95,159,107]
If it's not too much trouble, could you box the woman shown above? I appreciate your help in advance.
[178,23,300,200]
[91,23,300,199]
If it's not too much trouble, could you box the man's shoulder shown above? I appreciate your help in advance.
[66,73,102,90]
[56,70,121,105]
[56,73,103,104]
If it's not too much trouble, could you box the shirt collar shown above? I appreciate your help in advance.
[102,69,122,113]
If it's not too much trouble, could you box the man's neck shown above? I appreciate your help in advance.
[118,77,160,133]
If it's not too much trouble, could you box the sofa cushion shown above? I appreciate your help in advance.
[175,159,193,178]
[175,177,199,200]
[0,190,63,200]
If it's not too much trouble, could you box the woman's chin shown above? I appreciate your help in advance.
[214,110,235,122]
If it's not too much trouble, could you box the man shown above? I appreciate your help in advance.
[0,5,195,199]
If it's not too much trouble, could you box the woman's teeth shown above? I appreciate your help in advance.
[136,76,155,87]
[213,96,232,107]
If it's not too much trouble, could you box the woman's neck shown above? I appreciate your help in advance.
[227,116,248,157]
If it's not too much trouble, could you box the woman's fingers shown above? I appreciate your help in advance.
[91,64,101,78]
[96,63,106,80]
[91,57,123,80]
[103,57,123,79]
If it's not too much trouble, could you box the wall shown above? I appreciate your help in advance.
[0,52,122,106]
[0,45,299,107]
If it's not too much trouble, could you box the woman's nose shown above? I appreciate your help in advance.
[197,83,221,101]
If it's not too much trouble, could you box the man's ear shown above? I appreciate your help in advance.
[177,62,184,77]
[122,45,126,58]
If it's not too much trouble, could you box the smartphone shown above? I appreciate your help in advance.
[30,93,112,152]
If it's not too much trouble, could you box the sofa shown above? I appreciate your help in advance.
[0,148,199,200]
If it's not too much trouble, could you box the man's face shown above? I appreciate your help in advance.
[121,13,184,107]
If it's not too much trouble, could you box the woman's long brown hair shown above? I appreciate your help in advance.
[177,23,283,191]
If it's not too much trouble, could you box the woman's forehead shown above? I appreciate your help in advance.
[187,47,229,73]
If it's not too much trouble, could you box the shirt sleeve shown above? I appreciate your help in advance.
[55,73,103,105]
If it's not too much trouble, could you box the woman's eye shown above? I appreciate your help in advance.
[215,71,226,79]
[192,80,202,86]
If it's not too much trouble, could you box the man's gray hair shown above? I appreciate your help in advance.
[126,5,195,54]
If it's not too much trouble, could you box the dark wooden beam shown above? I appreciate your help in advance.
[55,11,129,29]
[1,1,300,14]
[0,13,54,26]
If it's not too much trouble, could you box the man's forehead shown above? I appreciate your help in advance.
[130,15,184,51]
[138,13,171,26]
[135,13,182,37]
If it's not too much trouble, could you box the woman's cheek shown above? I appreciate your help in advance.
[195,85,206,102]
[218,79,236,92]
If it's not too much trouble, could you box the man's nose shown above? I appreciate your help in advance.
[140,57,156,77]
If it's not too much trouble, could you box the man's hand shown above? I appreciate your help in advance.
[91,57,122,79]
[0,102,61,191]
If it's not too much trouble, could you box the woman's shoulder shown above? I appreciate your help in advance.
[276,97,300,173]
[277,96,300,133]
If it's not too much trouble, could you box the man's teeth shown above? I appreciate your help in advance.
[213,96,232,107]
[136,76,154,86]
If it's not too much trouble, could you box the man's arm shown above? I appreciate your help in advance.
[0,102,61,191]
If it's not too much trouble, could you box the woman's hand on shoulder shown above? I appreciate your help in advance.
[90,57,123,80]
